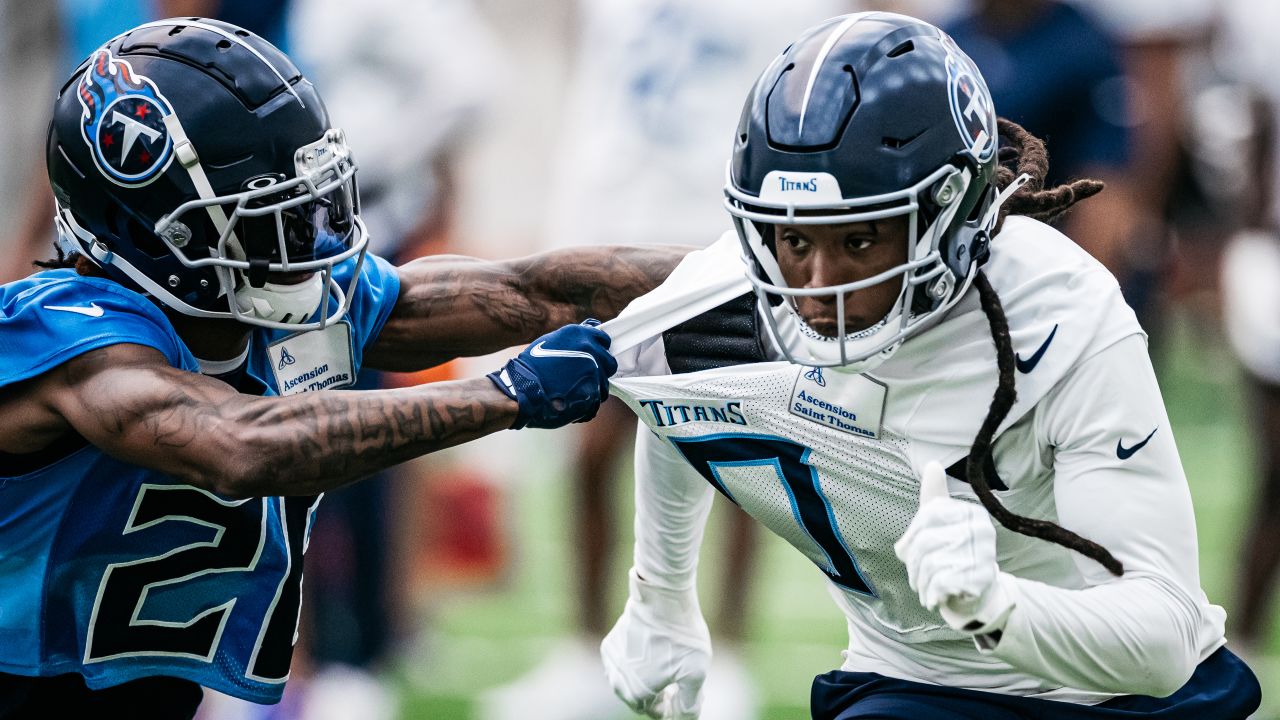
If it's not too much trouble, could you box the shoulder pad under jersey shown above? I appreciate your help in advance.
[662,292,766,374]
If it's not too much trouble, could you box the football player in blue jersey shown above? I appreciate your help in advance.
[0,18,684,717]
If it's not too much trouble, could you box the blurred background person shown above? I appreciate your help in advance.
[0,2,58,284]
[1064,0,1214,338]
[937,0,1146,320]
[1212,0,1280,663]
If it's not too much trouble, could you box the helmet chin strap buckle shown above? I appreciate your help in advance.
[926,268,955,300]
[933,169,966,206]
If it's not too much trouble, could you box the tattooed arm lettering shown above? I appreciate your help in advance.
[364,245,689,371]
[48,343,517,497]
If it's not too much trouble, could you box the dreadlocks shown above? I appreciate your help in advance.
[964,118,1124,577]
[993,118,1106,233]
[33,242,78,271]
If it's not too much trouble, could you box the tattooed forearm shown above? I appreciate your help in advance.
[367,245,690,371]
[235,378,513,496]
[514,245,687,328]
[56,345,517,498]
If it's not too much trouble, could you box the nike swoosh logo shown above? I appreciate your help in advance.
[528,341,598,368]
[1015,324,1058,374]
[44,303,105,318]
[497,368,516,394]
[1116,427,1158,460]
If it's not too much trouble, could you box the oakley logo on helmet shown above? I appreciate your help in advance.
[940,33,995,163]
[76,50,175,187]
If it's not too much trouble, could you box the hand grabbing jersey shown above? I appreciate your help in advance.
[488,320,618,429]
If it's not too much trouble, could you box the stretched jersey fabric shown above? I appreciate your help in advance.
[0,253,399,703]
[609,217,1231,702]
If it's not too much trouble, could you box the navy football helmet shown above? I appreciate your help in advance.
[47,18,366,329]
[725,12,1024,369]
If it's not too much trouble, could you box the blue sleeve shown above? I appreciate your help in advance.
[0,272,195,389]
[333,252,401,369]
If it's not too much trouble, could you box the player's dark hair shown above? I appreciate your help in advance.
[33,244,103,280]
[992,118,1105,233]
[33,243,78,271]
[965,118,1124,577]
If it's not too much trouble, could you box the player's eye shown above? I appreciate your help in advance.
[845,236,875,252]
[780,234,809,252]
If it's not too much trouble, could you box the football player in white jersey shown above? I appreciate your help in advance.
[596,12,1262,720]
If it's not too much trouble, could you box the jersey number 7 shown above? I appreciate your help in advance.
[669,434,875,596]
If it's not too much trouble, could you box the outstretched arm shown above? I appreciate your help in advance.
[365,245,688,371]
[41,343,513,497]
[33,322,611,498]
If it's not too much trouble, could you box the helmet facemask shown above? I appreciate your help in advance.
[57,127,366,330]
[726,163,985,371]
[160,127,366,329]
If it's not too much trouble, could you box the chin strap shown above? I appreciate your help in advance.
[981,173,1032,232]
[164,113,243,263]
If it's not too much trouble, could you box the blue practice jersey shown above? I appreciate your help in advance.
[0,254,400,703]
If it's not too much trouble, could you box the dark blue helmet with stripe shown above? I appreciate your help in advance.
[47,18,367,329]
[725,12,1014,369]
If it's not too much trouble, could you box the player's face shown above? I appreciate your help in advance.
[774,218,909,336]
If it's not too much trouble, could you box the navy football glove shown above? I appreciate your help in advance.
[487,320,618,429]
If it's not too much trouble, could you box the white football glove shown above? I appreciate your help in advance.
[601,568,711,720]
[894,461,1016,639]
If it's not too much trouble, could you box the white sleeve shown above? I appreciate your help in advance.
[614,335,671,381]
[989,334,1225,697]
[631,423,716,590]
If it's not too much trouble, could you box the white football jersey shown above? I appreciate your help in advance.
[608,216,1227,701]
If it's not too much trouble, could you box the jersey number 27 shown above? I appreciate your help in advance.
[83,484,315,683]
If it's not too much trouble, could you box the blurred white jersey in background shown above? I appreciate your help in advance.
[543,0,849,249]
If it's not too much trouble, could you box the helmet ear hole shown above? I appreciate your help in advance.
[104,201,168,258]
[100,203,127,245]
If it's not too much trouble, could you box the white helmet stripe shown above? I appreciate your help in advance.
[117,19,305,108]
[797,13,873,139]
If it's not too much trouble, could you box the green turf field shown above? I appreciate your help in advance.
[392,312,1280,719]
